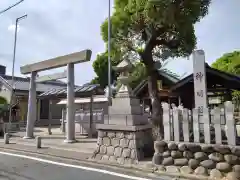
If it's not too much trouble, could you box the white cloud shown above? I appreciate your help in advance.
[1,0,240,86]
[7,24,20,32]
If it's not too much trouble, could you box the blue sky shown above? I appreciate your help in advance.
[0,0,239,85]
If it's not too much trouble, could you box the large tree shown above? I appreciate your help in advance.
[211,51,240,98]
[211,51,240,75]
[100,0,211,140]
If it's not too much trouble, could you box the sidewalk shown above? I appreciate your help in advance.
[0,142,196,180]
[0,127,158,178]
[0,143,91,161]
[3,126,97,154]
[0,127,194,180]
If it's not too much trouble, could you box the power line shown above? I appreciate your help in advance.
[0,0,24,15]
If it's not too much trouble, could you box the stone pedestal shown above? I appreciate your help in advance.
[92,124,153,164]
[104,95,149,126]
[91,59,153,164]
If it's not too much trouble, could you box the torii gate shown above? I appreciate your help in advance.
[20,49,92,143]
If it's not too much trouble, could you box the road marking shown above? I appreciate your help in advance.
[0,151,152,180]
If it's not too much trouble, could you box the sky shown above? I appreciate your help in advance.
[0,0,239,85]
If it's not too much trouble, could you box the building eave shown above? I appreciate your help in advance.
[0,76,12,90]
[170,66,240,92]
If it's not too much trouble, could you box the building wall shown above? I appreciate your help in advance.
[40,99,49,119]
[62,101,108,135]
[36,99,64,126]
[74,101,109,114]
[0,85,11,103]
[0,80,64,125]
[17,98,64,126]
[18,98,28,122]
[0,85,27,122]
[1,81,104,126]
[51,99,64,119]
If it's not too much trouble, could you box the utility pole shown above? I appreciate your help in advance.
[8,14,27,132]
[0,0,25,132]
[108,0,112,105]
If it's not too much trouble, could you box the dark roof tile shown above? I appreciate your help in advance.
[0,75,67,92]
[39,84,100,97]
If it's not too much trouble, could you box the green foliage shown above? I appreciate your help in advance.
[129,62,147,89]
[211,51,240,75]
[93,0,211,90]
[91,51,121,88]
[101,0,211,62]
[0,96,7,105]
[211,51,240,98]
[90,77,100,85]
[0,96,8,116]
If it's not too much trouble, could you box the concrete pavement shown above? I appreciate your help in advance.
[0,151,171,180]
[0,127,188,180]
[0,153,132,180]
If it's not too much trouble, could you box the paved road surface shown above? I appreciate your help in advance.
[0,153,169,180]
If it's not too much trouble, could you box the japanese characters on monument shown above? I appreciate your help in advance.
[193,50,208,113]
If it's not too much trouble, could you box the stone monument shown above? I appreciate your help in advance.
[192,50,208,113]
[92,59,153,164]
[105,59,149,126]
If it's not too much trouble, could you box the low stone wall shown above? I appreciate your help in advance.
[92,128,154,165]
[152,141,240,179]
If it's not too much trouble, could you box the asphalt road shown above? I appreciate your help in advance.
[0,153,169,180]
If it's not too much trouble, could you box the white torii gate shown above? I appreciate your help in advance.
[20,49,92,143]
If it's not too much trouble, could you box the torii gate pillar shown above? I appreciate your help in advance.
[64,63,75,143]
[24,71,37,138]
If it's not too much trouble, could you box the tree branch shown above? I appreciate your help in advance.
[144,25,167,53]
[154,39,180,49]
[126,43,138,53]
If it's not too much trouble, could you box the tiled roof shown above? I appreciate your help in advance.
[132,69,180,96]
[0,75,67,92]
[170,65,240,91]
[157,69,180,83]
[39,84,100,97]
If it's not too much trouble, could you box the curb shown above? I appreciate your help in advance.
[0,145,210,180]
[155,171,209,180]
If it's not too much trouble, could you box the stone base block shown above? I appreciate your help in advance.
[92,124,153,165]
[106,96,149,126]
[23,136,34,139]
[104,114,149,126]
[63,139,76,143]
[152,141,240,179]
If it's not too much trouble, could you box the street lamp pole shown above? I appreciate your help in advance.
[8,14,27,132]
[108,0,112,105]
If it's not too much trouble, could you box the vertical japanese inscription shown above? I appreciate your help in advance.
[198,106,203,113]
[195,72,203,82]
[193,50,208,113]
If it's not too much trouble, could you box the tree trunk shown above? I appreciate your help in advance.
[148,72,164,141]
[142,53,164,141]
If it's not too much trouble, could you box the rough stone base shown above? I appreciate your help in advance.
[152,141,240,180]
[91,125,153,165]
